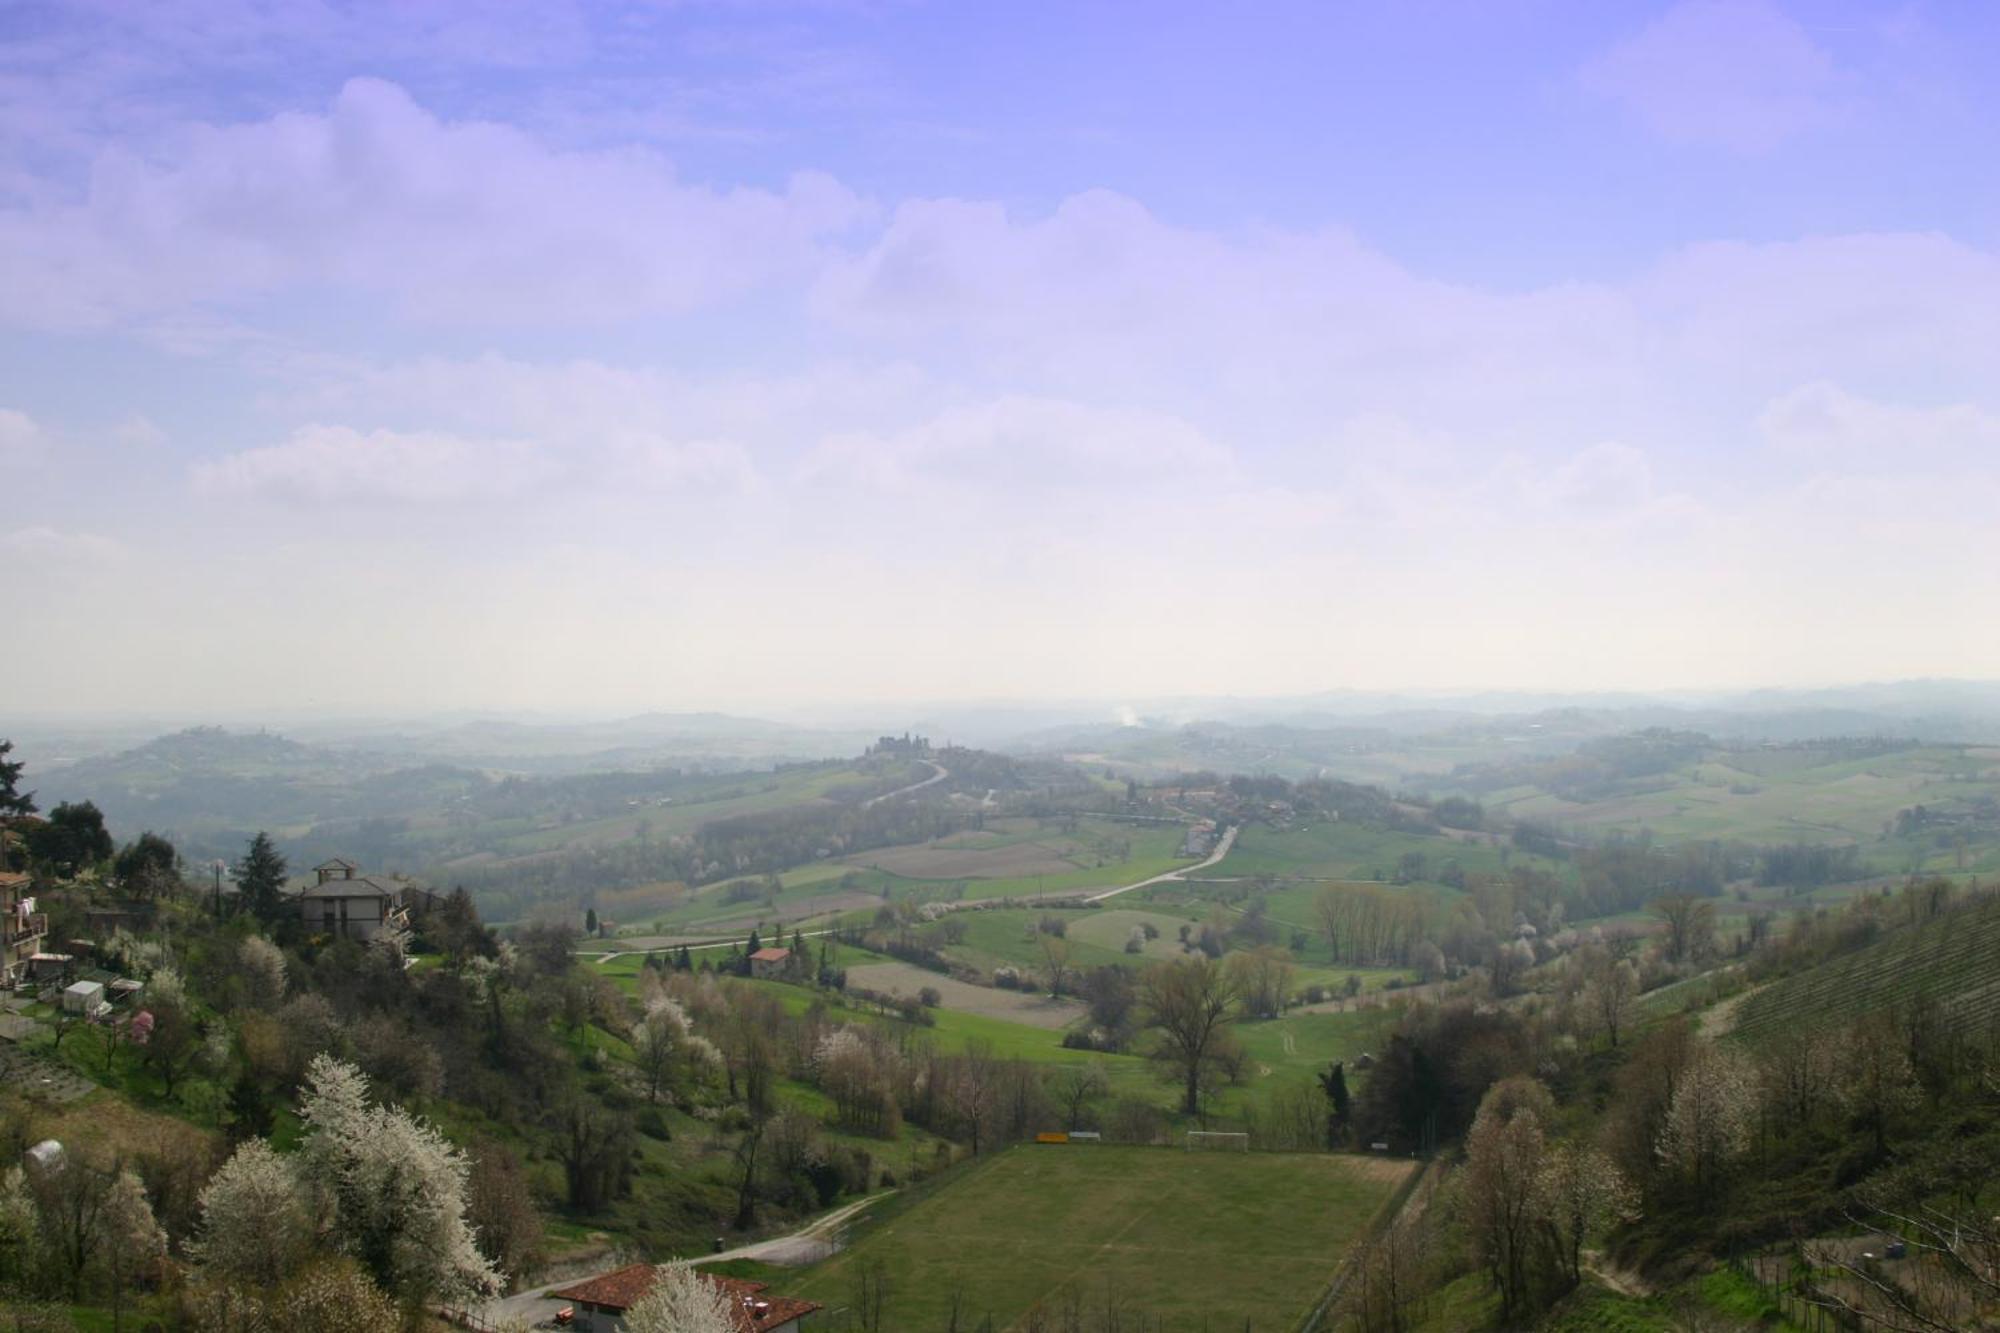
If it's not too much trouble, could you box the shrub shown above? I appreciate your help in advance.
[918,987,941,1008]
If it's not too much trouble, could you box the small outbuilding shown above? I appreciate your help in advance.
[748,947,792,980]
[23,1140,63,1177]
[61,980,105,1016]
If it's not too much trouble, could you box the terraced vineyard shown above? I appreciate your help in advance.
[1729,894,2000,1043]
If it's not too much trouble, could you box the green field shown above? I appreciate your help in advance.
[792,1144,1412,1330]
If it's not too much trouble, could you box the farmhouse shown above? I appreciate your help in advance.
[1,871,48,987]
[548,1263,820,1332]
[296,859,414,943]
[749,946,792,979]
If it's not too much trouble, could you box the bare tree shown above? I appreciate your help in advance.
[1038,932,1074,999]
[1139,957,1238,1116]
[1648,894,1716,964]
[1047,1063,1108,1131]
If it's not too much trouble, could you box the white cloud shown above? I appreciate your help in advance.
[1579,0,1841,152]
[0,77,870,329]
[4,526,125,566]
[109,414,167,448]
[1758,382,2000,469]
[799,395,1231,495]
[0,408,43,462]
[192,425,557,504]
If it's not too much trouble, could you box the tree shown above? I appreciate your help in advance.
[1138,957,1238,1116]
[25,801,112,876]
[0,739,35,818]
[624,1262,737,1333]
[585,907,599,937]
[1225,946,1294,1018]
[1648,894,1715,965]
[553,1096,634,1212]
[113,832,179,898]
[237,934,288,1011]
[1038,931,1073,998]
[193,1140,310,1288]
[1536,1142,1637,1289]
[137,996,201,1099]
[1581,948,1638,1048]
[465,1140,544,1285]
[296,1054,500,1304]
[98,1167,166,1333]
[1461,1078,1555,1321]
[1319,1062,1352,1148]
[1047,1062,1108,1130]
[1654,1042,1756,1197]
[633,996,690,1103]
[235,833,288,924]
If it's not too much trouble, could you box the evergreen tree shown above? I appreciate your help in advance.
[675,945,692,971]
[585,907,599,937]
[1319,1061,1352,1148]
[746,927,762,955]
[236,832,289,923]
[0,738,33,817]
[25,800,112,874]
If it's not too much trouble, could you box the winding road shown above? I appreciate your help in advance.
[1084,823,1239,902]
[862,759,948,808]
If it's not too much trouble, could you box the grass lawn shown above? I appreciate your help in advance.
[791,1143,1411,1331]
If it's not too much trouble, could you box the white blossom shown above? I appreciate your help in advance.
[193,1139,312,1287]
[621,1262,737,1333]
[297,1054,500,1303]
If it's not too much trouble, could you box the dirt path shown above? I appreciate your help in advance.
[1581,1249,1653,1298]
[1698,979,1763,1038]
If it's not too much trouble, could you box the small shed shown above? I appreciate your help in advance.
[749,947,792,979]
[23,1140,63,1177]
[28,953,73,982]
[107,978,145,1006]
[62,980,105,1016]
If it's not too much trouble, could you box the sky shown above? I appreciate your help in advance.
[2,0,1999,717]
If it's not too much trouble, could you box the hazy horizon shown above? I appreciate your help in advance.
[6,0,2000,714]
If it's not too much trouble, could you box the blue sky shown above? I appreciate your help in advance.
[2,1,1998,714]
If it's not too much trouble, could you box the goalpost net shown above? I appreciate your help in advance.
[1184,1131,1249,1152]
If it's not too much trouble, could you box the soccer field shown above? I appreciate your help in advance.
[790,1143,1413,1331]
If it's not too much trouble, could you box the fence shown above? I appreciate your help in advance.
[1729,1253,1860,1333]
[1294,1155,1436,1333]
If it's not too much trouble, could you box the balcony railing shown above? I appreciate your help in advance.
[3,914,48,946]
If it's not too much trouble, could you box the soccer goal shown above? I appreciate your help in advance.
[1184,1131,1249,1152]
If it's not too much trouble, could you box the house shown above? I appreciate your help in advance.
[748,946,792,980]
[2,872,48,987]
[296,859,412,943]
[547,1263,819,1332]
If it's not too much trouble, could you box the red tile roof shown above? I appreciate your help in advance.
[548,1263,820,1331]
[749,947,791,962]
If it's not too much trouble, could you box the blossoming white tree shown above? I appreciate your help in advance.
[192,1139,312,1286]
[621,1262,738,1333]
[297,1054,499,1304]
[1655,1041,1757,1194]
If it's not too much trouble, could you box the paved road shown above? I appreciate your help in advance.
[471,1195,891,1329]
[1084,824,1239,902]
[862,760,948,808]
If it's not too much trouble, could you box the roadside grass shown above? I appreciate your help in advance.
[791,1143,1410,1331]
